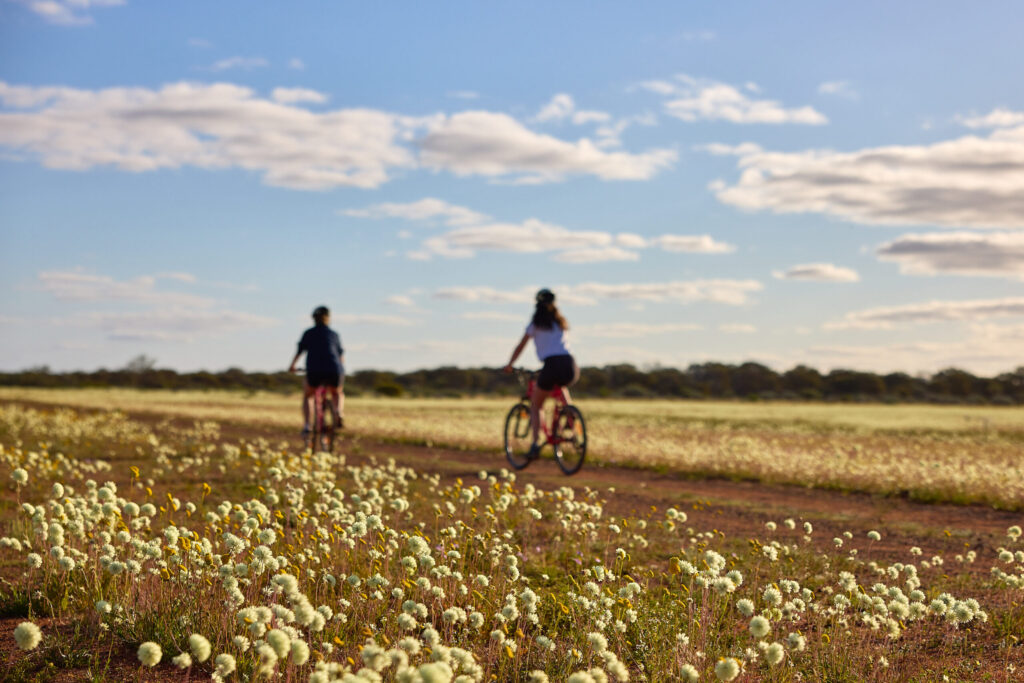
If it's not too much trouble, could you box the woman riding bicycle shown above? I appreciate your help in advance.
[503,289,579,460]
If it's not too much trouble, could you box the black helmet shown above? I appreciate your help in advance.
[312,305,330,320]
[535,288,555,305]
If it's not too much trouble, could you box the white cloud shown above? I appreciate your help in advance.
[418,111,676,183]
[0,81,416,190]
[700,142,763,156]
[719,323,757,333]
[15,0,124,25]
[554,246,640,263]
[271,88,327,105]
[38,270,213,307]
[205,57,269,72]
[958,108,1024,129]
[188,38,212,49]
[434,279,762,307]
[772,263,860,282]
[288,58,306,71]
[343,198,488,226]
[640,74,827,125]
[712,125,1024,229]
[384,295,416,308]
[576,322,702,338]
[334,314,415,326]
[876,231,1024,280]
[817,80,859,100]
[652,234,735,253]
[434,286,535,304]
[805,322,1024,375]
[0,81,675,190]
[534,93,611,125]
[825,296,1024,330]
[447,90,479,100]
[66,308,277,341]
[460,311,522,322]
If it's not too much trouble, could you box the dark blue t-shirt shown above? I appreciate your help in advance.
[298,324,343,375]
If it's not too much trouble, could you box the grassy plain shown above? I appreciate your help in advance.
[2,388,1023,509]
[1,399,1023,682]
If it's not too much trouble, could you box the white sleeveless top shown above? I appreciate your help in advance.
[525,322,571,361]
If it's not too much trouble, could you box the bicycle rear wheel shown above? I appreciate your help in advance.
[553,404,586,475]
[313,395,336,453]
[503,402,533,470]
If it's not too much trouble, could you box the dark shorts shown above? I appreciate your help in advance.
[537,354,578,391]
[307,369,344,389]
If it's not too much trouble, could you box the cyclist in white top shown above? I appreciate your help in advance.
[503,289,580,459]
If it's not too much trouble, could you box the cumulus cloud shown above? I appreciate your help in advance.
[958,108,1024,129]
[817,81,859,100]
[575,322,703,338]
[418,111,676,183]
[0,81,677,189]
[711,125,1024,229]
[38,270,212,307]
[534,93,611,125]
[876,231,1024,279]
[66,308,277,341]
[345,197,733,263]
[459,311,522,321]
[288,58,305,70]
[14,0,124,25]
[719,323,757,333]
[342,198,488,226]
[204,57,269,72]
[0,81,417,190]
[825,296,1024,330]
[271,87,327,104]
[638,74,827,125]
[805,322,1024,375]
[334,314,415,326]
[772,263,860,282]
[384,295,416,308]
[434,279,761,306]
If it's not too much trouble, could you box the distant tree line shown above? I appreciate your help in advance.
[2,357,1023,405]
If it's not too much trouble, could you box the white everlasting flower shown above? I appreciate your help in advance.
[587,632,608,653]
[13,621,42,651]
[291,639,310,666]
[867,530,882,541]
[172,652,192,669]
[137,641,162,667]
[765,642,785,665]
[12,468,28,485]
[680,663,700,682]
[189,633,211,662]
[215,653,236,676]
[714,657,740,681]
[749,615,771,638]
[95,600,112,614]
[736,599,755,617]
[529,672,551,683]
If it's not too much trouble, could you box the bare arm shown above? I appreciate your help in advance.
[503,333,531,373]
[288,350,303,373]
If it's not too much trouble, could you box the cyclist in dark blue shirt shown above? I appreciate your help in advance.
[289,306,344,433]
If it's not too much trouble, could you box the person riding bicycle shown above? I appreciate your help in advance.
[289,305,344,435]
[503,288,579,460]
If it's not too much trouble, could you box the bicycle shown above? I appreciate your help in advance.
[503,368,587,475]
[307,384,341,453]
[293,371,341,453]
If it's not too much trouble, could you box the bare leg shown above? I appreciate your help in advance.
[330,385,344,426]
[561,386,573,405]
[530,388,551,445]
[302,381,313,428]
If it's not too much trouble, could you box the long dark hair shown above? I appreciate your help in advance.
[532,290,568,330]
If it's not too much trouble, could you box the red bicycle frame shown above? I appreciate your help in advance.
[522,374,569,446]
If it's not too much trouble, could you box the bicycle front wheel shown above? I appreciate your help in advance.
[503,402,533,470]
[315,396,337,453]
[554,405,586,475]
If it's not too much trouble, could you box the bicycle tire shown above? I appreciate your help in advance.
[320,395,337,453]
[553,404,586,475]
[503,402,534,470]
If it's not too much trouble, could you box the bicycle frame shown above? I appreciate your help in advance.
[520,372,569,446]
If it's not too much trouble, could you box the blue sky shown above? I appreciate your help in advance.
[1,1,1022,374]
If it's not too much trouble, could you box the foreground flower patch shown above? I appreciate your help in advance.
[0,404,1021,681]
